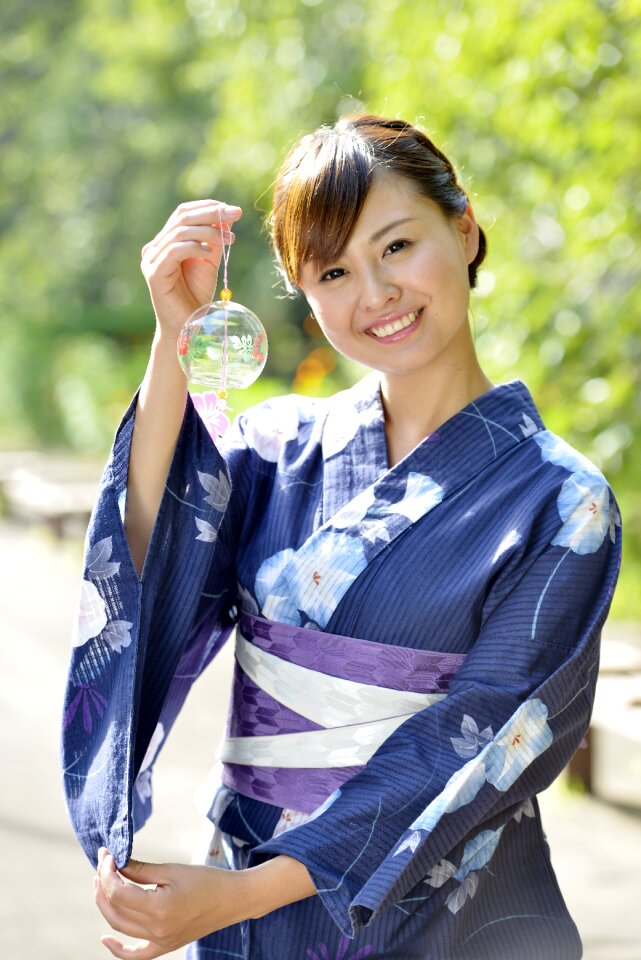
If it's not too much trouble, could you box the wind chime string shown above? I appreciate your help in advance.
[217,207,231,397]
[217,205,232,296]
[177,202,268,443]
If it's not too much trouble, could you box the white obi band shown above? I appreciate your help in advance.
[217,630,445,770]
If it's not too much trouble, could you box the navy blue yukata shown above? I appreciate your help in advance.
[62,374,621,959]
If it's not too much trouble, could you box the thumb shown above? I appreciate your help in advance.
[118,857,168,886]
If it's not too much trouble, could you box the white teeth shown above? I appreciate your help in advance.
[369,311,417,338]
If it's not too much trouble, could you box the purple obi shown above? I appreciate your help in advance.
[219,613,466,813]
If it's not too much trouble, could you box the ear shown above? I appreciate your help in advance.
[458,201,480,264]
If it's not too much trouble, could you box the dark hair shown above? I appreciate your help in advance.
[270,113,487,292]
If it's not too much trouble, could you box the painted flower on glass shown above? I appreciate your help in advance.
[191,390,230,443]
[73,579,108,647]
[242,400,300,462]
[485,698,553,792]
[306,935,373,960]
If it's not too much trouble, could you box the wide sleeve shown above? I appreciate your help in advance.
[61,391,252,867]
[253,494,622,938]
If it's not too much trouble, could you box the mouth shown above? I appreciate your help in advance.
[366,307,423,341]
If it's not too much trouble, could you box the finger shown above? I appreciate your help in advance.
[144,227,234,267]
[98,854,155,915]
[94,875,152,938]
[143,241,221,276]
[142,202,240,258]
[167,200,242,229]
[118,858,166,886]
[100,934,162,960]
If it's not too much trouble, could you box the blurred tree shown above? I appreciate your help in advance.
[0,0,639,614]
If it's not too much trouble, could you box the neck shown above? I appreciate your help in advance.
[379,341,493,467]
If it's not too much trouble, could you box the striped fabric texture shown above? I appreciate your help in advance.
[62,375,621,958]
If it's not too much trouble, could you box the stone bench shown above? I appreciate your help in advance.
[0,452,102,538]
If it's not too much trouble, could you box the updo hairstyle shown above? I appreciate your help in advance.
[269,114,487,292]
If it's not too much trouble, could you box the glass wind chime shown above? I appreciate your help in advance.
[177,208,268,439]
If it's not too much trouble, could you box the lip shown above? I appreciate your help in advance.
[364,307,424,343]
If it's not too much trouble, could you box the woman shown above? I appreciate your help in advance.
[63,115,621,959]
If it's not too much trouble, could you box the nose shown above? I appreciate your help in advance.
[358,265,401,313]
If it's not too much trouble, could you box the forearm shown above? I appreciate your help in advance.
[125,331,188,575]
[244,855,317,919]
[96,851,316,958]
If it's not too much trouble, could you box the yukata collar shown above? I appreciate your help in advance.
[320,374,545,524]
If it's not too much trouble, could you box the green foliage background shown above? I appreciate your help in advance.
[1,0,639,616]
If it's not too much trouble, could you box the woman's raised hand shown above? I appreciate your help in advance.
[141,200,242,340]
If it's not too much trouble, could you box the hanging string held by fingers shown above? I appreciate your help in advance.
[217,206,232,303]
[177,201,268,443]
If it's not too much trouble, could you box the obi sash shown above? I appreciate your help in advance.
[219,613,467,813]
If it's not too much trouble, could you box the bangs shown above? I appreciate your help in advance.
[271,114,485,293]
[272,127,376,286]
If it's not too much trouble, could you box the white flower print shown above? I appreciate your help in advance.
[198,470,231,511]
[512,797,536,823]
[135,723,165,803]
[454,826,505,881]
[322,401,363,460]
[102,620,133,653]
[422,826,507,916]
[397,761,487,848]
[484,698,553,792]
[533,429,600,477]
[451,715,493,759]
[265,531,367,628]
[243,401,300,462]
[195,517,219,542]
[388,473,444,523]
[73,579,108,647]
[552,474,612,555]
[520,413,539,438]
[86,536,121,580]
[331,486,377,530]
[445,872,479,914]
[424,858,457,888]
[395,698,554,856]
[255,549,296,608]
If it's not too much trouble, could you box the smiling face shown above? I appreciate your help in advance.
[299,172,480,386]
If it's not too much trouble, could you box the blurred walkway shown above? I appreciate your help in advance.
[1,519,640,959]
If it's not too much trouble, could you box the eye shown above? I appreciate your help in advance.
[319,266,346,282]
[385,239,411,256]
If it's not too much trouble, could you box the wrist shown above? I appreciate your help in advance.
[244,855,316,920]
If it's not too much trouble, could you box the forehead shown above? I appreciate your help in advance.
[349,171,441,237]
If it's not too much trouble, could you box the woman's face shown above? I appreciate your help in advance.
[299,171,479,385]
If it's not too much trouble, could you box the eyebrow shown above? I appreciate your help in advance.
[369,217,418,244]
